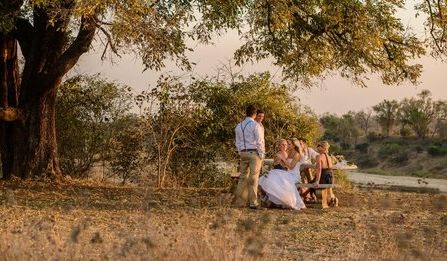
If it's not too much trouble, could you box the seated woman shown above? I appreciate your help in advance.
[314,141,338,209]
[271,139,289,170]
[259,139,305,210]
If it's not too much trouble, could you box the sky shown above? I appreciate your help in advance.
[75,3,446,116]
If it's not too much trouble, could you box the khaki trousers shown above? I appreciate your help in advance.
[235,151,262,207]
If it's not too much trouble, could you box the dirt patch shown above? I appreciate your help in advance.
[0,180,446,260]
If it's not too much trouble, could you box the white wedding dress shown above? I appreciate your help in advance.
[259,159,306,210]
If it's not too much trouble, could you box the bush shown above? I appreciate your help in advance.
[355,143,369,153]
[427,145,447,157]
[415,145,424,153]
[399,127,412,137]
[357,155,380,168]
[390,150,409,165]
[378,143,401,158]
[340,142,351,150]
[367,131,384,142]
[329,143,342,155]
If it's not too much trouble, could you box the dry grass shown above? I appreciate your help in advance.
[0,179,446,260]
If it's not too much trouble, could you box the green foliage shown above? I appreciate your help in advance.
[427,144,447,157]
[398,90,437,139]
[56,74,133,177]
[356,154,380,168]
[415,145,424,153]
[389,150,409,165]
[399,127,412,137]
[320,112,360,145]
[355,143,369,154]
[191,72,320,159]
[378,142,401,158]
[329,143,342,156]
[416,1,447,56]
[367,131,384,142]
[235,0,425,86]
[138,75,208,187]
[373,99,400,137]
[109,116,145,184]
[4,0,429,87]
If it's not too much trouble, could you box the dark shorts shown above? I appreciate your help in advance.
[319,169,333,184]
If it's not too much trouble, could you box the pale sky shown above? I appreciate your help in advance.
[76,3,446,116]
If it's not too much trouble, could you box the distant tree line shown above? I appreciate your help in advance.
[320,90,447,146]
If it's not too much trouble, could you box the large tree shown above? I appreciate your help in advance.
[373,99,400,137]
[0,0,437,180]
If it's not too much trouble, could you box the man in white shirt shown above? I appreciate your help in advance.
[234,105,265,209]
[255,109,265,154]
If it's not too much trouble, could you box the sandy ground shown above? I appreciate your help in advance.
[346,172,447,193]
[0,180,446,260]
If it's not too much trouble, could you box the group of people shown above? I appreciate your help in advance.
[234,104,338,210]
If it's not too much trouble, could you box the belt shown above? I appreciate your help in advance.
[241,149,257,152]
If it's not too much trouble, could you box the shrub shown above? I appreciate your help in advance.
[340,142,351,150]
[427,145,447,157]
[415,145,424,153]
[357,155,380,168]
[378,143,401,158]
[329,143,342,155]
[355,143,369,153]
[367,131,384,142]
[399,127,412,137]
[390,151,409,165]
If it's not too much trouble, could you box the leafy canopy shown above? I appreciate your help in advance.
[1,0,436,87]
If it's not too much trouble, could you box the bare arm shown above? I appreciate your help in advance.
[283,153,301,170]
[273,152,288,168]
[314,155,322,186]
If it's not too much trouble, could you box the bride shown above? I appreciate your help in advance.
[259,138,306,210]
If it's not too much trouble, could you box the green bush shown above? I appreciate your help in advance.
[329,143,342,155]
[340,142,351,150]
[390,150,409,165]
[378,143,401,158]
[357,155,380,168]
[399,127,412,137]
[415,145,424,153]
[355,143,369,153]
[427,145,447,156]
[367,131,384,142]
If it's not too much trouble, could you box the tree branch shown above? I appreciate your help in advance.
[51,15,97,79]
[96,23,120,60]
[426,0,443,52]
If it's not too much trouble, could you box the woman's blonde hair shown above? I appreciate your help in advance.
[317,141,330,152]
[290,138,302,153]
[277,139,288,149]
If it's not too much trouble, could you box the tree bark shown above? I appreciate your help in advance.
[8,87,63,180]
[0,0,96,181]
[0,34,62,181]
[0,34,20,179]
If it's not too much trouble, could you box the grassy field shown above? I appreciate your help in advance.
[0,180,446,260]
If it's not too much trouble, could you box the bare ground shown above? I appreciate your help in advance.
[0,180,446,260]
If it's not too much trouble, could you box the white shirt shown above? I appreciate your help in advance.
[300,147,319,163]
[235,117,265,158]
[258,123,265,154]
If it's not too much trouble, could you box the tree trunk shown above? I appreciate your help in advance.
[4,87,62,180]
[0,35,62,180]
[0,34,20,179]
